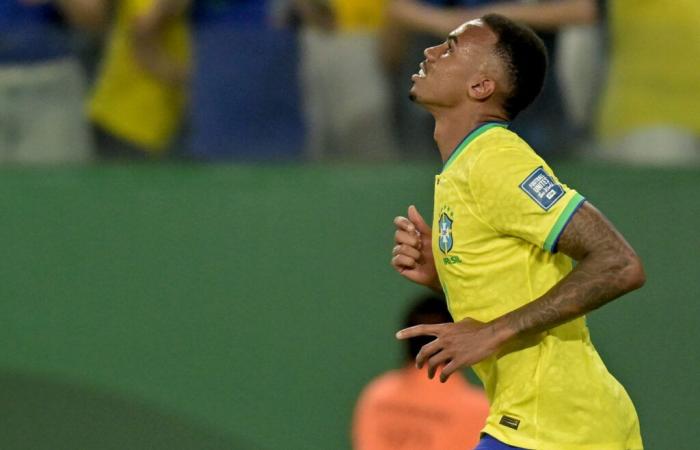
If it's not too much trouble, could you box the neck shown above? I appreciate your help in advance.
[430,106,507,163]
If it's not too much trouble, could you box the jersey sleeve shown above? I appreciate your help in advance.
[470,148,586,252]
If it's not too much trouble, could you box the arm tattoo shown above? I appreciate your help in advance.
[500,202,645,337]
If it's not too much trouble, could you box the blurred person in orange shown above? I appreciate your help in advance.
[279,0,398,162]
[352,294,489,450]
[88,0,191,159]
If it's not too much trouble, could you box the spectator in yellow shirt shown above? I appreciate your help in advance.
[88,0,191,158]
[596,0,700,166]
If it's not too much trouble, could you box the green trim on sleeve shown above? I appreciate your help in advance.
[544,193,586,252]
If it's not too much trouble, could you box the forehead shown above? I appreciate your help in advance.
[449,19,497,47]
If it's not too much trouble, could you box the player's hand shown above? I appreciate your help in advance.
[396,317,510,382]
[391,205,440,291]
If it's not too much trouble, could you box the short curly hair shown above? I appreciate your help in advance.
[482,14,548,119]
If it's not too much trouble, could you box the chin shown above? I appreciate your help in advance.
[408,85,420,103]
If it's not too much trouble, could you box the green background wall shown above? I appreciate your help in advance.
[0,162,697,449]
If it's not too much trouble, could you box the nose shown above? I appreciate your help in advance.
[424,44,442,61]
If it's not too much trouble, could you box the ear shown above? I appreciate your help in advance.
[467,77,496,100]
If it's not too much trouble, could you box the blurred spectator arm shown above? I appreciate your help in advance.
[21,0,109,32]
[288,0,335,30]
[130,0,191,87]
[379,14,410,74]
[387,0,598,37]
[150,0,190,17]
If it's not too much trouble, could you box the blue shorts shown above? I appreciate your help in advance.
[473,434,528,450]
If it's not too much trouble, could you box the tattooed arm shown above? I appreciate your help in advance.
[396,201,646,382]
[497,201,646,336]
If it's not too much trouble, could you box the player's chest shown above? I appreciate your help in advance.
[433,174,496,266]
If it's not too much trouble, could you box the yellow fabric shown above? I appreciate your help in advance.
[597,0,700,139]
[88,0,190,151]
[433,124,643,450]
[331,0,387,31]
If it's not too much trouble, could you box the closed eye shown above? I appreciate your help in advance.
[444,36,457,55]
[441,42,452,57]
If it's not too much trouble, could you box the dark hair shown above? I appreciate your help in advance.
[482,13,548,119]
[402,293,452,360]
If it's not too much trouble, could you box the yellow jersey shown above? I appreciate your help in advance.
[432,123,643,449]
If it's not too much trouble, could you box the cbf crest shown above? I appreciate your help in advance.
[438,206,454,254]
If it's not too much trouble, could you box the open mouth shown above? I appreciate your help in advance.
[412,62,427,81]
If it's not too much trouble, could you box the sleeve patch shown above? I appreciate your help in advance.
[519,167,565,210]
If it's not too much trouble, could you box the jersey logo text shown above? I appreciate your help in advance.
[443,255,462,265]
[519,167,565,210]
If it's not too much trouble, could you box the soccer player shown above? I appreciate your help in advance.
[390,14,645,450]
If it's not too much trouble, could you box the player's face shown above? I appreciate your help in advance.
[409,20,498,107]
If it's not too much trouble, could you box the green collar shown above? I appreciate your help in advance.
[441,122,509,173]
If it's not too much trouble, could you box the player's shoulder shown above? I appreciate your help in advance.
[470,128,545,172]
[481,124,526,145]
[465,129,561,202]
[476,127,536,157]
[445,124,542,179]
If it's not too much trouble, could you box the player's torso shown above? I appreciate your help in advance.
[431,130,573,323]
[430,124,643,449]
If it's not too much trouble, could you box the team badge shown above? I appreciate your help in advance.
[519,167,565,210]
[438,206,454,254]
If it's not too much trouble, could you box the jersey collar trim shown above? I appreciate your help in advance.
[441,121,509,173]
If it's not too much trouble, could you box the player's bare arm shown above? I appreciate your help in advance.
[499,202,645,336]
[391,205,442,292]
[397,201,646,382]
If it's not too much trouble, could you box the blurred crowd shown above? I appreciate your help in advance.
[0,0,698,166]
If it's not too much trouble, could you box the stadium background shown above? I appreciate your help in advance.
[1,162,698,449]
[1,0,700,449]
